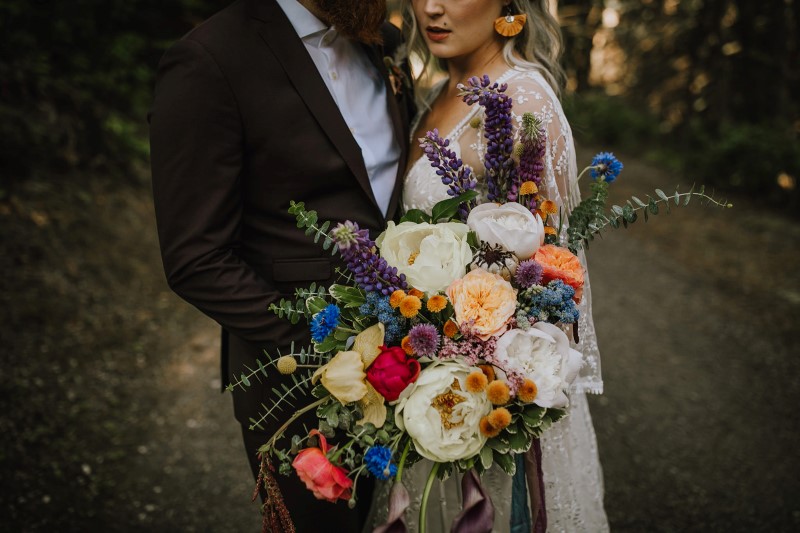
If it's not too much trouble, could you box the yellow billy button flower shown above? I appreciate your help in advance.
[518,379,538,403]
[408,288,425,299]
[486,380,511,405]
[544,226,558,236]
[465,370,488,393]
[540,199,558,216]
[443,319,460,338]
[399,295,422,318]
[389,290,406,308]
[426,294,448,313]
[276,355,297,375]
[519,181,539,196]
[401,335,415,355]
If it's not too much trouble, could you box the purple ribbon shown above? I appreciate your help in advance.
[451,468,495,533]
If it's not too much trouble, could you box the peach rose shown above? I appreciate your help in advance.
[533,244,585,300]
[446,268,517,340]
[292,430,353,503]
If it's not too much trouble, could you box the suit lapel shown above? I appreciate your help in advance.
[249,0,381,213]
[361,42,410,222]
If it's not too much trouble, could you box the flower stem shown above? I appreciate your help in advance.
[260,396,328,452]
[419,462,440,533]
[395,439,412,484]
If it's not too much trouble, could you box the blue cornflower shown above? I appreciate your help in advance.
[310,304,340,342]
[360,293,406,343]
[364,446,397,480]
[590,152,623,183]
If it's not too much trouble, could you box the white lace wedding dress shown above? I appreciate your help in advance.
[369,67,608,532]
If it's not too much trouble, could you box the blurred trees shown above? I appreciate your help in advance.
[0,0,219,182]
[567,0,799,206]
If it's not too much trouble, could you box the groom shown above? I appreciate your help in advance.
[149,0,413,530]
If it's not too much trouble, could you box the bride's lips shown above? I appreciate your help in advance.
[425,26,451,42]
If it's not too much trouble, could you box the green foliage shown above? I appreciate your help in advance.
[0,0,219,181]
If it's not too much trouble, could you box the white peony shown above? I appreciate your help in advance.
[493,322,582,408]
[466,202,545,259]
[376,221,473,294]
[394,360,492,462]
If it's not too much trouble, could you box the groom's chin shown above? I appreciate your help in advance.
[316,0,386,45]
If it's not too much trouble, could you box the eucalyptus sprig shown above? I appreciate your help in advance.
[569,184,732,251]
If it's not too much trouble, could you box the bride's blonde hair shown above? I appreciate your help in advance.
[402,0,566,98]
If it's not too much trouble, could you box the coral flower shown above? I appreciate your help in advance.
[292,430,353,503]
[486,380,511,405]
[389,290,406,309]
[533,244,585,301]
[517,379,538,403]
[399,295,422,318]
[426,294,448,313]
[466,370,489,393]
[446,269,517,340]
[443,319,460,338]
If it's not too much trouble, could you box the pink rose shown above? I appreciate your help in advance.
[292,430,352,503]
[366,345,421,402]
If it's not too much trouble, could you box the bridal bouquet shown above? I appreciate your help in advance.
[230,75,730,532]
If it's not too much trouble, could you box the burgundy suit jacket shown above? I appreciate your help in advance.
[150,0,413,426]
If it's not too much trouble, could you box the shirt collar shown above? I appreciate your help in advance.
[274,0,334,46]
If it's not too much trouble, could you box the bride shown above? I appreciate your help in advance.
[371,1,608,531]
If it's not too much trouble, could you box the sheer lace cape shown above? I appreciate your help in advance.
[366,67,609,533]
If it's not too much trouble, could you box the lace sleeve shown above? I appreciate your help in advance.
[475,68,603,394]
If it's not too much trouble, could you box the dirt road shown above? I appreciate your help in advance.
[2,147,798,531]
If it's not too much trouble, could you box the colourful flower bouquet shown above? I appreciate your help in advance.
[229,75,730,532]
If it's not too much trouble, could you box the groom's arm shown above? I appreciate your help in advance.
[149,38,293,347]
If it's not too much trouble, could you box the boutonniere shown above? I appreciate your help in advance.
[383,44,411,97]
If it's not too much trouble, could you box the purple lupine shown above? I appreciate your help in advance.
[457,75,517,203]
[420,128,477,221]
[515,113,546,208]
[330,222,408,295]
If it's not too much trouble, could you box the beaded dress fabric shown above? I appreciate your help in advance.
[369,67,608,532]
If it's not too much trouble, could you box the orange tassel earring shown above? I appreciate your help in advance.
[494,12,527,37]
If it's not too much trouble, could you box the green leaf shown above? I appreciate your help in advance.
[493,451,516,475]
[240,373,250,387]
[399,209,432,224]
[480,445,494,470]
[430,190,479,222]
[656,189,668,202]
[305,296,328,315]
[632,196,647,208]
[610,205,624,217]
[508,430,529,452]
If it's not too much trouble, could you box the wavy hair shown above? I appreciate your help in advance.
[402,0,566,99]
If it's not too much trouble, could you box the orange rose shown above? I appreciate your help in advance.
[446,268,517,340]
[533,244,585,301]
[292,430,352,503]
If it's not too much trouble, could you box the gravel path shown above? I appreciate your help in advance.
[2,147,798,531]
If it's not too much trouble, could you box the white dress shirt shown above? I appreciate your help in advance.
[275,0,400,216]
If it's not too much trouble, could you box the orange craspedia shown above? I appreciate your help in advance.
[544,226,558,236]
[400,336,415,355]
[398,295,422,318]
[477,364,496,382]
[488,407,512,430]
[519,181,538,196]
[540,199,558,216]
[408,288,425,299]
[465,370,488,393]
[389,290,406,309]
[486,380,511,405]
[443,319,460,338]
[479,416,501,438]
[518,379,538,403]
[426,294,448,313]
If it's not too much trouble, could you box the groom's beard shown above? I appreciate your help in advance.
[315,0,387,45]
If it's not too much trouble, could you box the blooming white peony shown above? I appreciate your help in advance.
[466,202,545,259]
[493,322,582,408]
[376,221,473,294]
[394,360,492,462]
